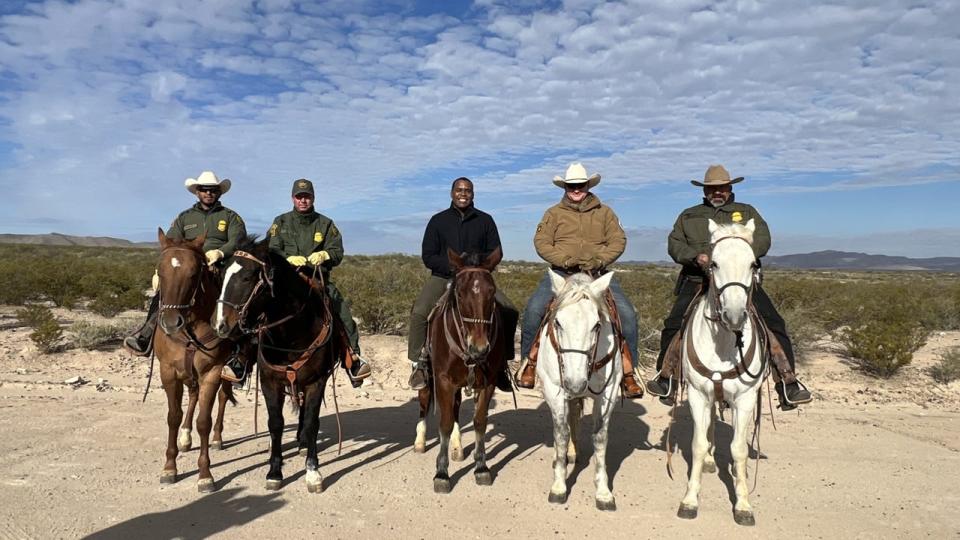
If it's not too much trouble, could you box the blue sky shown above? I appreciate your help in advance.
[0,0,957,260]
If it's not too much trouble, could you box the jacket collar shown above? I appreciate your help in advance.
[447,203,477,220]
[700,192,737,210]
[193,201,223,213]
[560,192,601,212]
[293,208,319,223]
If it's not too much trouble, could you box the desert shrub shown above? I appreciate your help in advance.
[928,347,960,384]
[334,254,425,334]
[838,292,928,377]
[17,305,62,353]
[68,321,128,350]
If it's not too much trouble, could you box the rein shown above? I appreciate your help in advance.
[442,267,499,364]
[158,246,205,310]
[544,294,619,396]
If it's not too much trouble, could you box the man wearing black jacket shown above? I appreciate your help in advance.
[407,177,519,391]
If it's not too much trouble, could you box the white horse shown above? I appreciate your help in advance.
[677,218,767,526]
[539,270,623,511]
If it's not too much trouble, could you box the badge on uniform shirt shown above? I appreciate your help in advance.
[732,211,743,223]
[314,231,323,243]
[269,224,278,237]
[217,219,227,232]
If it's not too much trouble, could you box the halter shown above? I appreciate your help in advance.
[158,246,206,311]
[442,267,499,363]
[545,292,619,396]
[216,250,282,334]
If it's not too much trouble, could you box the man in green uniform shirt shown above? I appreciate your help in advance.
[645,165,812,409]
[243,178,371,386]
[124,171,247,355]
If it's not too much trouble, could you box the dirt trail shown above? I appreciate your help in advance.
[0,308,958,539]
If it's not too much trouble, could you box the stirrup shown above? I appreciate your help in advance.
[778,380,812,409]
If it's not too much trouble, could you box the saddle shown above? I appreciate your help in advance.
[527,289,633,368]
[658,286,797,403]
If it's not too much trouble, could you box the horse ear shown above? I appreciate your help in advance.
[481,246,502,271]
[157,227,169,249]
[744,218,756,233]
[448,248,464,272]
[548,269,566,295]
[588,271,614,296]
[708,219,718,235]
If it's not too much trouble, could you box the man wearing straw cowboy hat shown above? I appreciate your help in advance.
[514,163,645,398]
[124,170,247,356]
[645,164,812,409]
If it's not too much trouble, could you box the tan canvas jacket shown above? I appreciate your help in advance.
[534,193,626,271]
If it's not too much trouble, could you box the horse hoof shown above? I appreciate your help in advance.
[433,476,452,494]
[197,478,215,493]
[703,462,717,474]
[265,479,282,491]
[475,471,493,486]
[211,440,223,451]
[159,471,177,484]
[548,492,567,505]
[307,481,324,494]
[177,443,192,452]
[451,450,465,462]
[596,498,617,512]
[413,443,426,454]
[734,510,756,526]
[677,505,698,519]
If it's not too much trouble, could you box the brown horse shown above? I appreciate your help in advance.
[214,237,337,493]
[416,247,505,493]
[153,229,236,493]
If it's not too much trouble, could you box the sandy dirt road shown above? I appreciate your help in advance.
[0,309,958,539]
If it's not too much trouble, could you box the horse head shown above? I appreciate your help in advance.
[215,236,273,338]
[448,246,502,361]
[707,218,757,331]
[547,270,614,394]
[156,227,207,335]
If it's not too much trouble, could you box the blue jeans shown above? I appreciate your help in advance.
[520,271,638,367]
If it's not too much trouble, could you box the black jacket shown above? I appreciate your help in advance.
[421,204,502,278]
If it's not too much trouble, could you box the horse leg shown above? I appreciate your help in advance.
[450,389,464,462]
[731,394,759,526]
[211,382,228,451]
[592,388,617,511]
[160,379,184,484]
[414,385,431,453]
[679,389,711,519]
[263,379,286,490]
[302,380,325,494]
[472,385,493,486]
[194,374,220,493]
[546,394,570,504]
[703,411,717,474]
[433,380,455,494]
[178,385,198,452]
[567,398,582,463]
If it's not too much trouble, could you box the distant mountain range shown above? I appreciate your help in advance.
[1,234,959,271]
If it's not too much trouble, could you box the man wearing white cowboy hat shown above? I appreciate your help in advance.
[645,164,812,409]
[124,170,247,356]
[514,163,645,398]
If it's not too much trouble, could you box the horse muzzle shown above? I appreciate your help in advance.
[721,309,747,331]
[159,310,185,335]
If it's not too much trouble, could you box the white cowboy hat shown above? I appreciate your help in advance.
[552,162,601,189]
[185,170,231,195]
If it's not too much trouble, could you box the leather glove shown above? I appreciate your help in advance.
[696,253,711,270]
[580,258,601,272]
[562,257,578,269]
[307,251,330,266]
[204,249,224,265]
[286,255,307,267]
[151,270,159,292]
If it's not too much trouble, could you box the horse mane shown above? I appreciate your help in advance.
[235,234,262,253]
[553,273,610,318]
[710,222,754,244]
[460,252,483,267]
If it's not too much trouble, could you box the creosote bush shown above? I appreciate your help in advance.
[838,293,929,377]
[929,347,960,384]
[17,305,62,353]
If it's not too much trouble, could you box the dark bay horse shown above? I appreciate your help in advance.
[153,229,236,493]
[417,247,506,493]
[214,237,337,493]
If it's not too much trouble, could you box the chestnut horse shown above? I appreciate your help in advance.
[416,248,506,493]
[153,229,236,493]
[214,237,337,493]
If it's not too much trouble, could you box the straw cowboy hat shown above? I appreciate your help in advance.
[553,162,601,189]
[691,164,743,187]
[185,170,231,195]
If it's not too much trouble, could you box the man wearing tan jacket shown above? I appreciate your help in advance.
[515,163,644,398]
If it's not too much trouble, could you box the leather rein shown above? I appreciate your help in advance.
[442,267,499,364]
[158,245,221,354]
[545,293,619,396]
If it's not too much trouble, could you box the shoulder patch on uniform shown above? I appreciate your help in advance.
[536,223,544,233]
[314,231,323,243]
[330,224,340,237]
[732,211,743,223]
[217,219,227,232]
[269,223,278,237]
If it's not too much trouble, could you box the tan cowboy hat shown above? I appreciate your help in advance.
[185,170,231,195]
[691,164,743,187]
[553,162,601,189]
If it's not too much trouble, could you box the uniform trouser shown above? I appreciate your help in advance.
[407,275,519,363]
[520,271,639,368]
[655,277,795,372]
[327,282,362,355]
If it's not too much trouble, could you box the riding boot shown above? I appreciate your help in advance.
[343,349,371,388]
[646,330,682,405]
[408,348,430,391]
[221,347,252,385]
[619,344,644,398]
[515,356,537,389]
[123,294,159,357]
[766,331,812,409]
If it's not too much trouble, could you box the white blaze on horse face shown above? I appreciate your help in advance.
[216,261,243,328]
[171,257,181,269]
[472,279,480,295]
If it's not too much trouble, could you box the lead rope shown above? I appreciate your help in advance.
[254,363,260,435]
[749,385,763,493]
[141,347,156,403]
[330,361,343,455]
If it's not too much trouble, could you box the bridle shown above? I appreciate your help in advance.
[158,246,205,311]
[545,294,618,395]
[216,250,283,335]
[443,267,499,363]
[705,235,759,333]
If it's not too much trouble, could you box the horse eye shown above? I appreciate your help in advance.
[710,261,718,268]
[554,320,562,330]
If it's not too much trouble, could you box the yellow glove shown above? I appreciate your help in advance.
[151,270,159,292]
[204,249,224,265]
[286,255,307,267]
[307,251,330,266]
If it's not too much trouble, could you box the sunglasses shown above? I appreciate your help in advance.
[564,183,588,191]
[196,187,220,194]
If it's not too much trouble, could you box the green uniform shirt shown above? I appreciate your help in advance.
[268,209,344,277]
[167,201,246,257]
[667,197,771,278]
